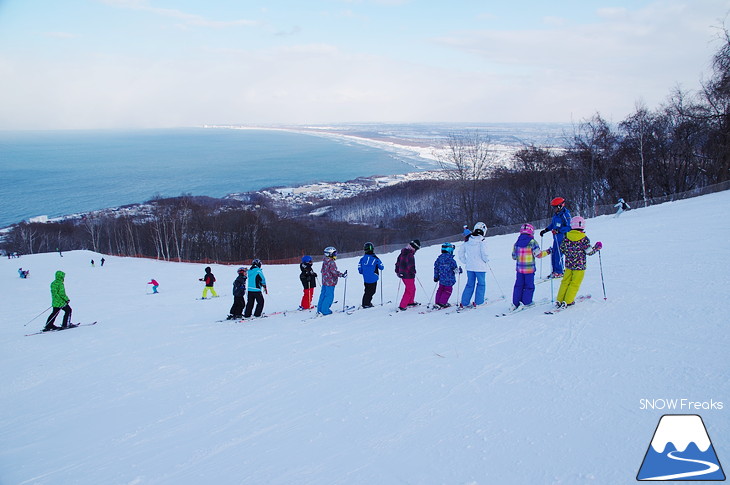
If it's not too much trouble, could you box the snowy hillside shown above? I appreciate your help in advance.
[2,191,729,485]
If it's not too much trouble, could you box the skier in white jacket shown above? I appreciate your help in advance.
[458,222,489,307]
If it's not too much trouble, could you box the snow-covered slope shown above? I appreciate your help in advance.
[1,191,729,485]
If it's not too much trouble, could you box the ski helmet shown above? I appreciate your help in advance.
[363,242,375,253]
[301,255,312,263]
[324,246,337,258]
[441,242,455,254]
[205,266,211,273]
[571,216,586,230]
[550,197,565,207]
[237,266,247,273]
[519,223,535,236]
[472,222,488,236]
[409,239,421,250]
[251,259,262,268]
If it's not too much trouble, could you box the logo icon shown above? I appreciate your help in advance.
[637,414,725,481]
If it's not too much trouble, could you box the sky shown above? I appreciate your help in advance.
[0,0,728,130]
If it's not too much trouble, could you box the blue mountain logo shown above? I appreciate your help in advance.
[637,414,725,481]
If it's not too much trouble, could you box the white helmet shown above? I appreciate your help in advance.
[324,246,337,258]
[472,222,488,236]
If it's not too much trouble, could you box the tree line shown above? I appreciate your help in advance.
[3,26,729,262]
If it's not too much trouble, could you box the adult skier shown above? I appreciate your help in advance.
[43,270,72,331]
[395,239,421,311]
[244,260,267,318]
[227,267,248,320]
[458,222,489,307]
[357,242,384,308]
[539,197,572,278]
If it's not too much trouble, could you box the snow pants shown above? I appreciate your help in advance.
[318,285,335,315]
[399,278,416,309]
[244,291,264,318]
[202,286,218,298]
[556,268,585,305]
[461,271,486,306]
[362,282,377,307]
[512,272,536,307]
[551,233,565,275]
[229,294,245,317]
[435,284,453,306]
[45,304,72,329]
[151,285,159,293]
[301,287,315,309]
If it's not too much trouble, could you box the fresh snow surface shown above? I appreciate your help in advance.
[2,191,729,485]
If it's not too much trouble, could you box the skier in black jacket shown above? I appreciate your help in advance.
[227,267,247,319]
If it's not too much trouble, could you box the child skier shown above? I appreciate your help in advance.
[44,270,72,331]
[433,242,459,308]
[511,223,551,311]
[244,259,267,318]
[358,242,384,308]
[395,239,420,311]
[227,267,247,319]
[148,278,159,293]
[299,256,317,310]
[199,266,218,299]
[458,222,489,307]
[539,197,572,278]
[555,216,603,308]
[318,247,347,316]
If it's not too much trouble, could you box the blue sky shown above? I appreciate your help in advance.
[0,0,728,129]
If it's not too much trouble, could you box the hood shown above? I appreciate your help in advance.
[515,233,533,248]
[567,230,587,242]
[205,266,212,273]
[54,270,65,281]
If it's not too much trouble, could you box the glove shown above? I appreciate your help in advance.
[539,229,548,237]
[546,248,552,255]
[199,278,203,281]
[552,229,558,235]
[594,241,603,250]
[341,271,348,278]
[458,267,463,274]
[398,273,405,278]
[434,277,439,283]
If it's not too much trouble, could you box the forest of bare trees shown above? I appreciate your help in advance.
[3,26,729,263]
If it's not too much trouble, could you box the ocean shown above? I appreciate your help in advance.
[0,128,435,228]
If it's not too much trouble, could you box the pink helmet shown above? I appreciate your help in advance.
[519,223,534,236]
[571,216,586,230]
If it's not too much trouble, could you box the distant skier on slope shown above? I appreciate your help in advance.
[358,242,384,308]
[458,223,489,308]
[299,256,317,310]
[199,266,218,299]
[318,247,346,316]
[433,242,460,308]
[614,198,630,218]
[510,223,551,312]
[148,278,159,294]
[395,239,421,311]
[539,197,572,278]
[554,216,602,309]
[43,270,73,331]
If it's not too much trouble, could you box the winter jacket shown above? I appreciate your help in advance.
[512,234,550,274]
[433,253,458,286]
[358,253,384,284]
[202,268,216,287]
[299,262,317,289]
[559,230,599,271]
[321,257,345,286]
[232,273,247,297]
[395,246,417,279]
[246,267,267,292]
[546,207,572,235]
[50,270,69,307]
[457,235,489,272]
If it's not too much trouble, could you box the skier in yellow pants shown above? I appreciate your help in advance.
[199,266,218,299]
[555,216,602,309]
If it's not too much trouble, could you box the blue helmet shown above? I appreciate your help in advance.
[302,255,312,263]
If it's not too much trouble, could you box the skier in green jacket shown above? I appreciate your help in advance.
[44,271,73,331]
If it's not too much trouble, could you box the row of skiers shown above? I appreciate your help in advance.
[219,196,603,319]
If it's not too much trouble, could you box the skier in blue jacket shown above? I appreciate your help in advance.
[539,197,572,278]
[358,242,384,308]
[244,259,267,318]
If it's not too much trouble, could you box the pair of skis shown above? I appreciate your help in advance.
[25,321,98,336]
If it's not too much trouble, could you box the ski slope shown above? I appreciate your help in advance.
[1,191,729,484]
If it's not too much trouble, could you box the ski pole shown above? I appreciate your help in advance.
[342,271,348,312]
[395,278,402,305]
[24,306,53,327]
[487,262,505,299]
[427,281,438,308]
[379,272,384,306]
[598,250,607,300]
[540,234,544,279]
